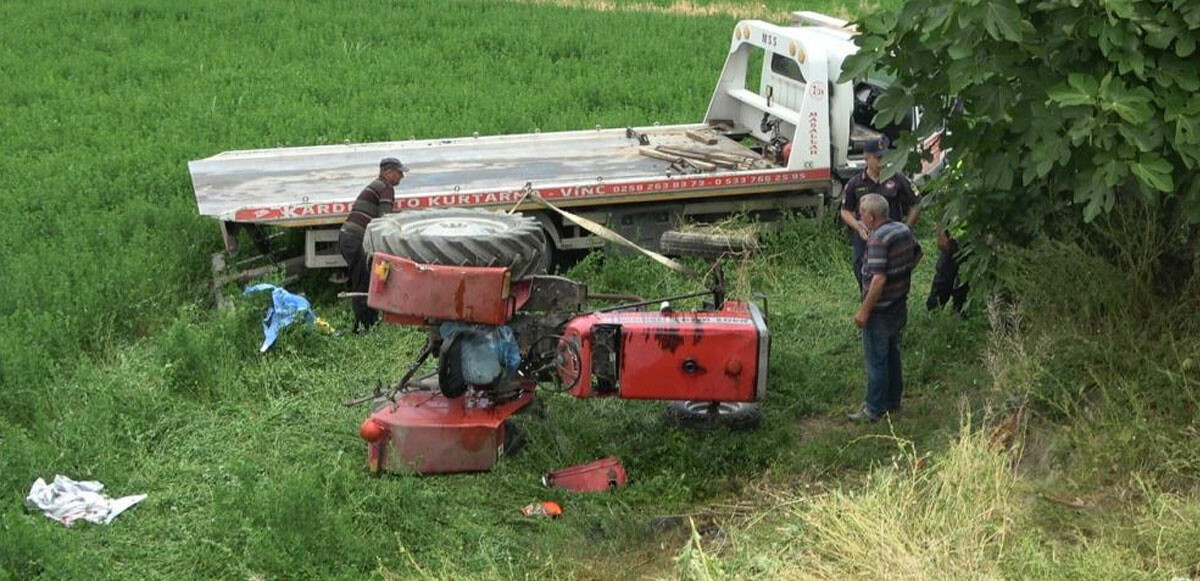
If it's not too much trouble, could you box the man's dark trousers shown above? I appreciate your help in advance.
[926,239,968,312]
[862,304,907,417]
[850,233,867,288]
[338,233,377,331]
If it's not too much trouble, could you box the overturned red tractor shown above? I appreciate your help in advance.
[351,209,769,475]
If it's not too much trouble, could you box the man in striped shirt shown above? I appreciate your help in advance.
[849,193,923,422]
[338,157,408,333]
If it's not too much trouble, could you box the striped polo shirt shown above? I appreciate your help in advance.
[340,178,395,237]
[861,220,921,312]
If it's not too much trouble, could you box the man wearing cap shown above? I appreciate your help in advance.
[338,157,408,332]
[839,137,921,289]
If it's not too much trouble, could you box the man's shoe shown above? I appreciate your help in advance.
[847,405,882,423]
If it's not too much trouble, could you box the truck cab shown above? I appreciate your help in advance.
[706,13,917,193]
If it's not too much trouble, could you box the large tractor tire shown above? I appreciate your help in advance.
[363,208,547,279]
[663,401,763,432]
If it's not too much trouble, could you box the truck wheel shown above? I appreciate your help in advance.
[660,230,759,259]
[364,209,546,279]
[663,401,762,432]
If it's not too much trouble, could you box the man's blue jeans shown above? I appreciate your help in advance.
[862,304,907,417]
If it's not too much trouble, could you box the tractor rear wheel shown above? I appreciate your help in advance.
[363,208,547,279]
[663,401,762,432]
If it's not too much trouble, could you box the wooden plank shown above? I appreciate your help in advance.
[685,129,718,145]
[638,147,718,171]
[656,145,759,164]
[653,146,743,169]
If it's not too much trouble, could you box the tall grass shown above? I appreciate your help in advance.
[683,198,1200,579]
[0,0,742,427]
[682,412,1200,580]
[990,202,1200,484]
[679,415,1023,580]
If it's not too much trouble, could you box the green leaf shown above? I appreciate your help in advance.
[1183,177,1200,223]
[1092,153,1128,186]
[1074,178,1109,222]
[1047,75,1096,107]
[1069,73,1100,95]
[947,37,976,60]
[1036,152,1055,178]
[1177,34,1197,58]
[1172,114,1199,166]
[1047,84,1093,107]
[1117,48,1145,78]
[1067,116,1098,144]
[1145,28,1172,49]
[879,146,911,181]
[1102,0,1136,19]
[863,11,898,35]
[1030,136,1065,171]
[1117,122,1163,153]
[858,35,886,52]
[1101,81,1155,124]
[981,155,1015,191]
[946,59,980,92]
[1184,4,1200,28]
[974,83,1011,119]
[1022,162,1038,186]
[837,51,875,84]
[1130,154,1175,192]
[1158,55,1200,91]
[871,88,915,127]
[983,0,1024,41]
[1083,190,1113,222]
[924,3,954,32]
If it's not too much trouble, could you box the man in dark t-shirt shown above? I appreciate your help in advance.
[839,137,920,288]
[926,221,969,313]
[339,157,408,332]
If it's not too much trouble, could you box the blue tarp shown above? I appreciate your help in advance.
[244,284,316,352]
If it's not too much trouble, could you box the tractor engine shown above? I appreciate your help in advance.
[556,301,768,403]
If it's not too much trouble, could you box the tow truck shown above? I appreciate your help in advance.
[188,12,936,296]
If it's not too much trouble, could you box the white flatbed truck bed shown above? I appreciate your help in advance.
[188,13,931,289]
[190,123,825,228]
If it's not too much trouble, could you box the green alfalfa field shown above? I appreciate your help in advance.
[2,1,1198,580]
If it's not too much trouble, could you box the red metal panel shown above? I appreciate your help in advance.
[365,387,534,474]
[366,254,512,325]
[614,309,759,402]
[543,457,627,492]
[561,302,760,402]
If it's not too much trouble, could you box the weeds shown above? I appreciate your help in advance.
[684,197,1200,579]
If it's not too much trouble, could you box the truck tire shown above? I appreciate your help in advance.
[660,230,759,258]
[363,209,546,279]
[663,401,762,432]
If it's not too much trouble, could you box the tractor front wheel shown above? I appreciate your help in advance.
[663,401,762,432]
